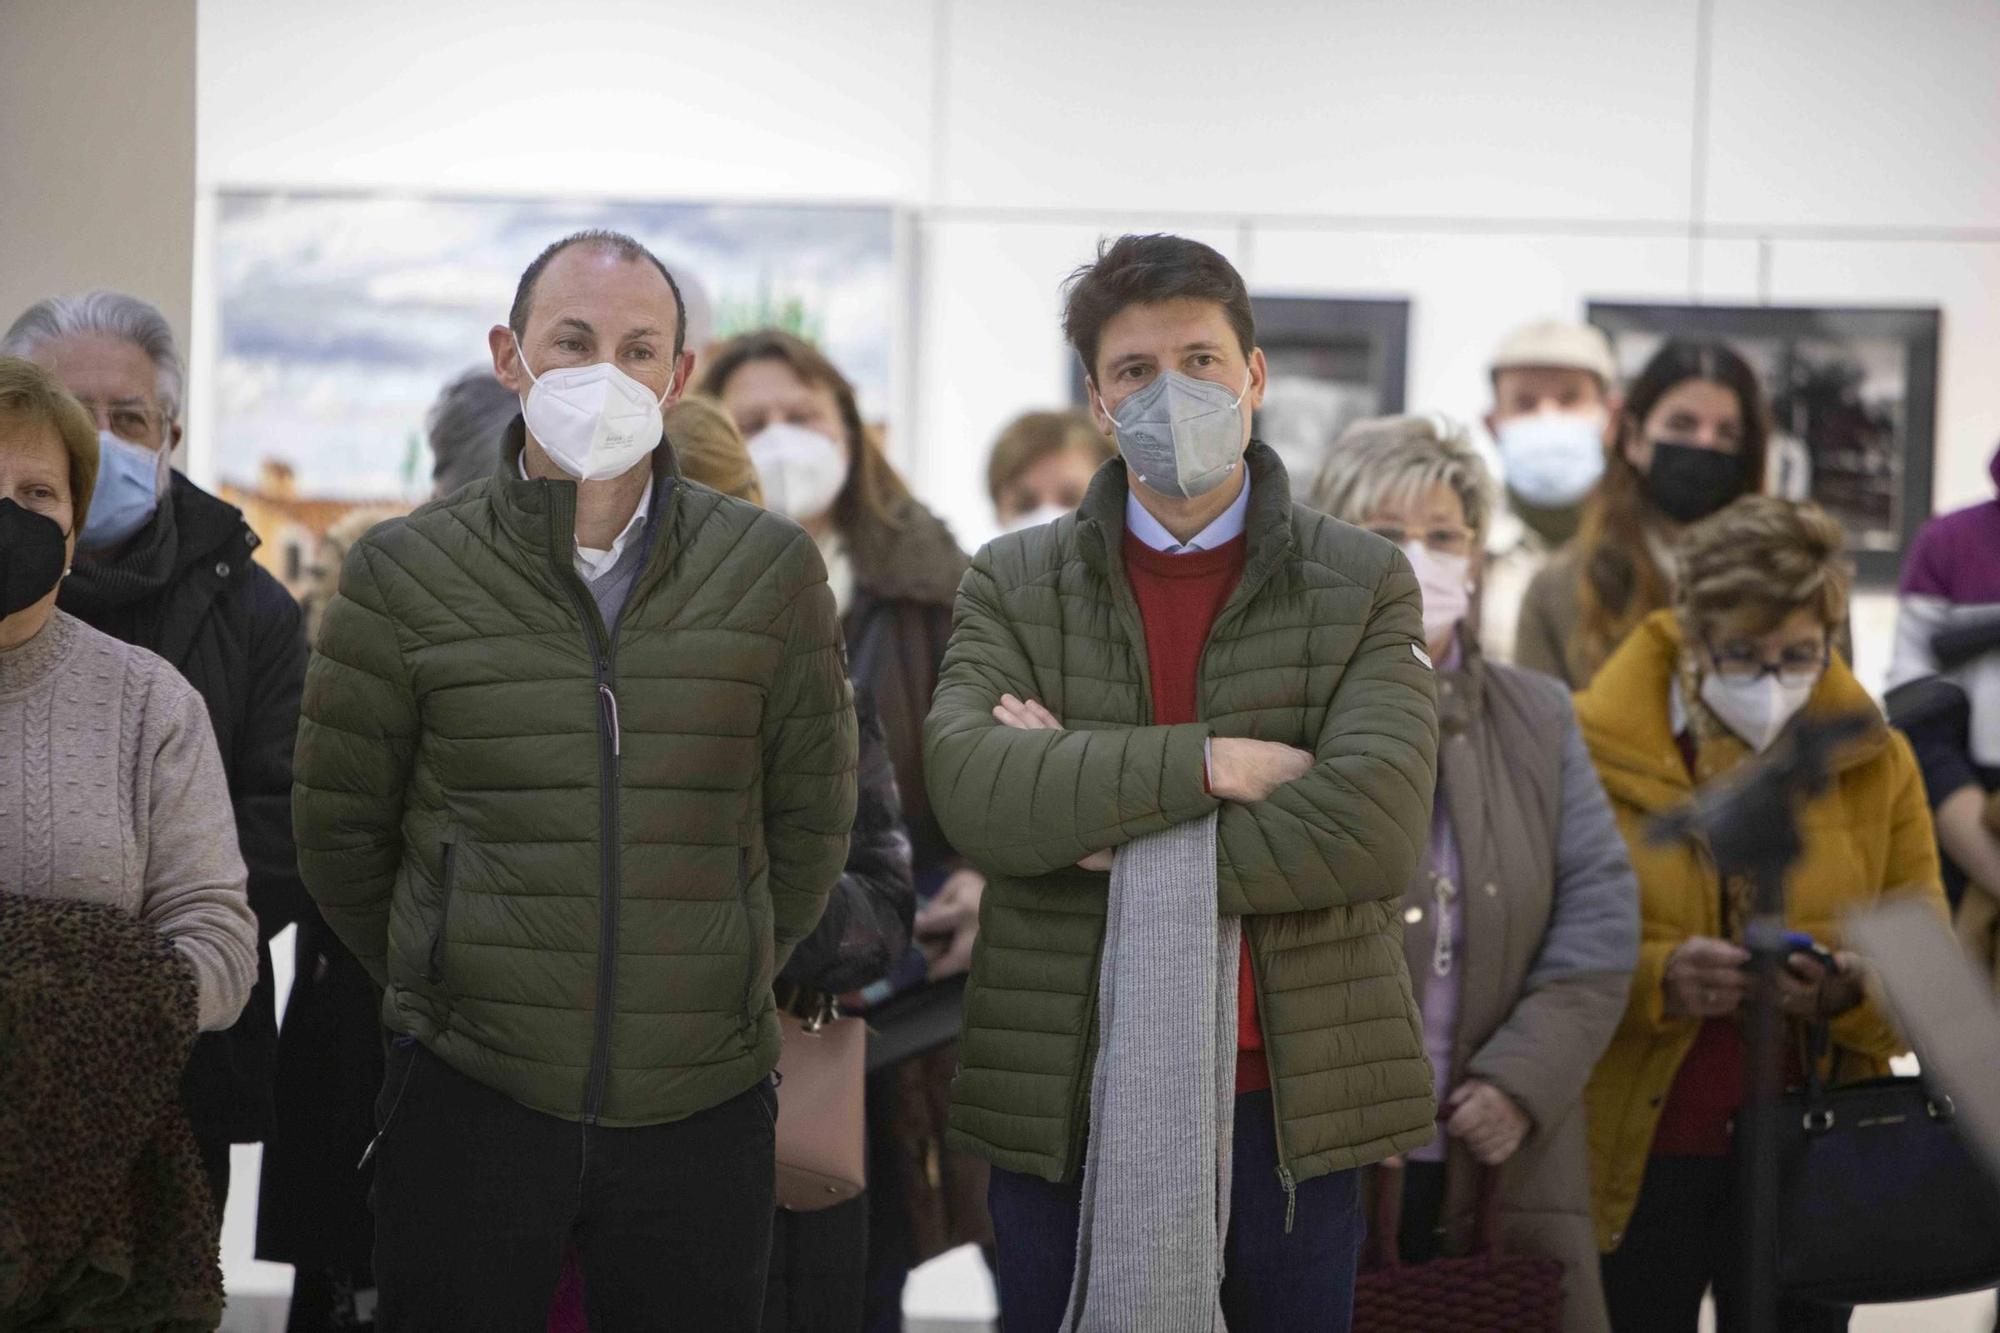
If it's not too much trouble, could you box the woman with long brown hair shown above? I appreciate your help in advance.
[695,331,986,1333]
[1516,338,1770,688]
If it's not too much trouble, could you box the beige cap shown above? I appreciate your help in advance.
[1489,318,1617,385]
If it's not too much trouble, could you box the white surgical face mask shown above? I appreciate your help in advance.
[514,333,671,482]
[1699,670,1819,752]
[1401,543,1473,648]
[1099,369,1250,500]
[1002,502,1073,535]
[748,422,848,523]
[1495,409,1608,509]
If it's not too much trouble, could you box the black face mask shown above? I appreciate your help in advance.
[0,497,69,619]
[1640,440,1744,525]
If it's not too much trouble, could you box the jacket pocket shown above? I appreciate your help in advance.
[426,838,459,986]
[737,847,765,1027]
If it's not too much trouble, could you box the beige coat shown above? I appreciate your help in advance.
[1397,650,1638,1333]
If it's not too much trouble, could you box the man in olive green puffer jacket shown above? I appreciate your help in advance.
[923,234,1439,1330]
[293,231,857,1333]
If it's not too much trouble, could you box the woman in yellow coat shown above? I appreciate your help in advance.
[1574,496,1947,1333]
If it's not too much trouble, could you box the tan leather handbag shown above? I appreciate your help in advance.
[773,1000,867,1211]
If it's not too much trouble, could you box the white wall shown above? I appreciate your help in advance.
[198,0,2000,559]
[1,0,197,371]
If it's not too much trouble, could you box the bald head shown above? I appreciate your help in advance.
[508,230,686,358]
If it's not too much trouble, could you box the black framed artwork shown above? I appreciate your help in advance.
[1587,302,1942,585]
[1071,295,1410,486]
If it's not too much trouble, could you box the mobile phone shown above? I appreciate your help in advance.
[1783,931,1840,973]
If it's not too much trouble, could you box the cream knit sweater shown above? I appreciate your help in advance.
[0,610,256,1031]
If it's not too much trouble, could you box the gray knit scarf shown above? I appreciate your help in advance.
[1064,811,1239,1332]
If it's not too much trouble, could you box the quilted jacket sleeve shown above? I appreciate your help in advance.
[924,550,1218,879]
[292,539,421,986]
[1215,552,1439,915]
[762,539,859,970]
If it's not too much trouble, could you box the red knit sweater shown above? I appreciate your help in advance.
[1121,529,1268,1094]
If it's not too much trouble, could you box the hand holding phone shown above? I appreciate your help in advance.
[1783,930,1841,975]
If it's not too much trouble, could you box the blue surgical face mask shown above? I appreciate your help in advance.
[79,431,170,551]
[1495,409,1607,509]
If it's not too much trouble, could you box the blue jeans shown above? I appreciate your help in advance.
[985,1089,1364,1333]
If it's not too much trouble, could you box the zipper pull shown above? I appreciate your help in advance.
[598,682,621,757]
[1432,873,1456,978]
[357,1128,385,1172]
[1276,1164,1297,1235]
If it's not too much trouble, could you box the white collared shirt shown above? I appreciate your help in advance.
[518,455,651,581]
[1124,476,1251,554]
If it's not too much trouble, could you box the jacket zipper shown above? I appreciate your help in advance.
[1061,989,1102,1182]
[425,838,459,984]
[550,500,625,1127]
[1242,931,1299,1233]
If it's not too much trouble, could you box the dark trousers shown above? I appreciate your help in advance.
[1600,1155,1852,1333]
[369,1039,777,1333]
[1395,1159,1449,1265]
[985,1089,1364,1333]
[764,1192,868,1333]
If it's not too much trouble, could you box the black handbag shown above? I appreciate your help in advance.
[1774,1021,2000,1304]
[861,973,966,1074]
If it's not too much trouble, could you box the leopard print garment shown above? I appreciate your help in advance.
[0,893,224,1330]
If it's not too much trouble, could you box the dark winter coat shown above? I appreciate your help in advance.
[57,472,309,1147]
[842,494,969,884]
[778,694,915,1002]
[837,495,999,1269]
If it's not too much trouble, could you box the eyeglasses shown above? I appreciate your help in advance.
[73,399,167,446]
[1704,635,1829,687]
[1364,524,1475,558]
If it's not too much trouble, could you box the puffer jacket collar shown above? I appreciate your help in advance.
[1077,441,1298,596]
[1575,610,1888,817]
[488,416,689,593]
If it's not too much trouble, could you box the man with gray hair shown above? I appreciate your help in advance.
[3,290,309,1215]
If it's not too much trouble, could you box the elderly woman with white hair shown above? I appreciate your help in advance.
[1308,413,1639,1333]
